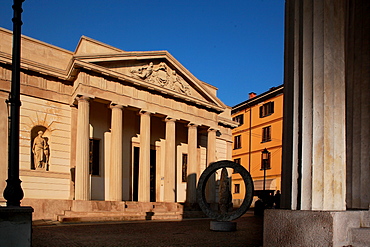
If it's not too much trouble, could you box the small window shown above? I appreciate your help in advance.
[262,126,271,143]
[260,102,274,118]
[234,184,240,194]
[233,158,241,173]
[234,135,241,149]
[182,153,188,182]
[232,114,244,126]
[89,139,100,176]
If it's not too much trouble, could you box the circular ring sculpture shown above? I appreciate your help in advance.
[196,160,254,222]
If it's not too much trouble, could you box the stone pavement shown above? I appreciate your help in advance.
[32,212,263,247]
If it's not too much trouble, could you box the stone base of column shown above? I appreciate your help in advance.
[0,206,33,247]
[264,209,370,247]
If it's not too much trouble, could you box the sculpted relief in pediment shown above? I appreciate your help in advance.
[129,62,191,96]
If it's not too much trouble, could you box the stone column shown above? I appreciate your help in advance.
[107,104,124,201]
[186,123,198,204]
[138,111,151,202]
[281,0,346,211]
[206,128,217,203]
[75,95,92,200]
[164,117,176,202]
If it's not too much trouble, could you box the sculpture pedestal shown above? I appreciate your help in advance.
[0,206,33,247]
[210,221,236,232]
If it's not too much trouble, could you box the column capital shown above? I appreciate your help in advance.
[187,122,199,128]
[165,116,177,122]
[139,110,154,116]
[207,127,218,133]
[76,94,94,102]
[110,103,125,109]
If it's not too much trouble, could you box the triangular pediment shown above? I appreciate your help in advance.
[74,38,225,111]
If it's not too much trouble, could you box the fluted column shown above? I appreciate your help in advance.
[186,123,198,204]
[281,0,346,210]
[107,104,123,201]
[75,96,91,200]
[138,111,151,202]
[164,117,176,202]
[206,128,217,203]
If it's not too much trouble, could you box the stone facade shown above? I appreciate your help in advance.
[0,27,237,219]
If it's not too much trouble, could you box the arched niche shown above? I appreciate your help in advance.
[30,125,50,171]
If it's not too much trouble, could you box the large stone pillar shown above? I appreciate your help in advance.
[75,95,92,200]
[281,0,346,211]
[265,1,370,247]
[107,104,123,201]
[186,123,198,204]
[206,128,217,203]
[138,110,151,202]
[164,117,176,202]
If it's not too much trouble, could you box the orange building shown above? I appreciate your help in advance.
[231,85,283,206]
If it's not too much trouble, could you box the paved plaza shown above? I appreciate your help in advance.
[32,212,263,247]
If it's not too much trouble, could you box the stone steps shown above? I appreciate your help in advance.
[56,200,183,223]
[58,211,182,222]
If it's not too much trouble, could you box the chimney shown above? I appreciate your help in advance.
[249,92,257,99]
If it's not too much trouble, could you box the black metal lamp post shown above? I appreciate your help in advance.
[261,148,270,200]
[3,0,25,207]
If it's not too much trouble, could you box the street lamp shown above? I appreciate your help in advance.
[3,0,25,207]
[261,148,270,200]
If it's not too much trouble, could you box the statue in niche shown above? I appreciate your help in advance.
[32,131,49,170]
[130,62,154,79]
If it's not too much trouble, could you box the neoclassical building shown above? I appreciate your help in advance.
[0,27,236,220]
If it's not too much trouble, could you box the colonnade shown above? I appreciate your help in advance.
[74,96,217,203]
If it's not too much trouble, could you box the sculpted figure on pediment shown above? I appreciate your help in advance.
[130,62,154,79]
[130,61,191,96]
[152,62,169,86]
[171,71,191,95]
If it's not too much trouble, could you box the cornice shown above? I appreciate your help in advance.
[232,84,284,114]
[218,116,239,128]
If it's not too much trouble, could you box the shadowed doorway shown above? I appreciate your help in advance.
[133,147,156,202]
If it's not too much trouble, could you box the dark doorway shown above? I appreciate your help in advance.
[132,147,156,202]
[133,147,139,201]
[150,149,156,202]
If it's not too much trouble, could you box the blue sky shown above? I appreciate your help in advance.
[0,0,285,107]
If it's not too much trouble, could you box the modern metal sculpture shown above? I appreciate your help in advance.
[196,160,254,231]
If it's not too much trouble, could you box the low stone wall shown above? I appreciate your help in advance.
[22,198,73,220]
